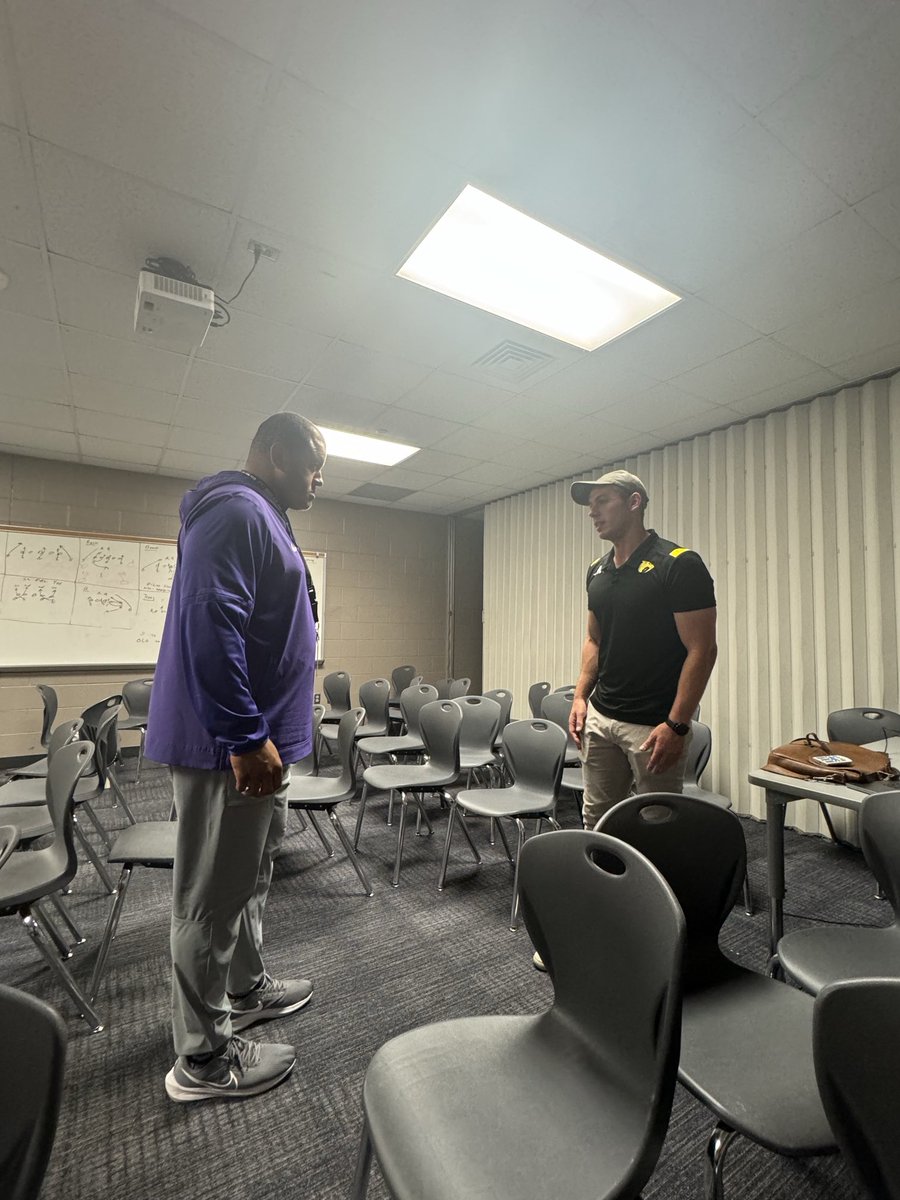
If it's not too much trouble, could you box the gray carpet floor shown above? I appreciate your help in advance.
[0,757,877,1200]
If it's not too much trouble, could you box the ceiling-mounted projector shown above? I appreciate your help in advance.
[134,270,215,351]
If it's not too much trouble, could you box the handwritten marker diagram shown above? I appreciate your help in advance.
[78,539,140,588]
[4,532,79,582]
[0,575,76,623]
[71,584,138,629]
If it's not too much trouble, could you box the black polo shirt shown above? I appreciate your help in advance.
[587,530,715,726]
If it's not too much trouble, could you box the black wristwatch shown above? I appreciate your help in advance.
[666,718,690,736]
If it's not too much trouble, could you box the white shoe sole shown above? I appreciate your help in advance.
[230,989,313,1032]
[164,1057,295,1102]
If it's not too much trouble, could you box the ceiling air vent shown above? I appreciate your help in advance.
[349,483,417,502]
[473,340,557,383]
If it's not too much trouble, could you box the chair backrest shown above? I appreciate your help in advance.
[685,720,712,786]
[80,694,121,742]
[434,679,453,700]
[83,707,119,788]
[323,671,351,713]
[35,685,58,750]
[358,678,390,734]
[449,677,471,698]
[390,665,417,697]
[452,695,502,755]
[418,700,462,777]
[827,707,900,746]
[121,678,153,720]
[37,739,96,892]
[310,705,325,774]
[398,684,439,737]
[859,791,900,915]
[0,825,19,872]
[45,718,84,762]
[410,675,423,688]
[518,830,684,1192]
[501,719,567,798]
[598,794,746,982]
[814,977,900,1200]
[553,683,575,692]
[482,688,514,731]
[528,681,551,718]
[0,984,67,1200]
[335,708,365,791]
[541,689,574,728]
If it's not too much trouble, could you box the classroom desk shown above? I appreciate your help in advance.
[748,737,900,956]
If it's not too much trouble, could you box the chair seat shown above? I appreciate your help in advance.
[455,786,554,820]
[117,715,147,731]
[778,925,900,994]
[459,749,499,771]
[682,783,730,809]
[561,767,584,793]
[0,851,69,910]
[358,734,424,758]
[680,964,835,1156]
[363,763,454,793]
[0,773,100,808]
[287,777,355,807]
[0,805,53,841]
[7,756,49,779]
[364,1013,649,1200]
[107,821,177,867]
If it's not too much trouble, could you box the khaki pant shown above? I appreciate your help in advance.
[170,764,290,1058]
[581,706,691,830]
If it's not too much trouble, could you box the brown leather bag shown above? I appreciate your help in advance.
[764,732,899,784]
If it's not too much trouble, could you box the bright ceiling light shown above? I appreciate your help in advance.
[397,185,681,351]
[319,426,418,466]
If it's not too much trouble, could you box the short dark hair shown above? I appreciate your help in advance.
[251,412,324,456]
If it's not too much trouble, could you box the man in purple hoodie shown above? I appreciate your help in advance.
[146,411,326,1102]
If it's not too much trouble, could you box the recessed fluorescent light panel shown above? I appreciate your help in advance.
[397,185,681,351]
[319,426,418,466]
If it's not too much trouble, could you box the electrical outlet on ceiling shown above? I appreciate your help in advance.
[248,240,281,261]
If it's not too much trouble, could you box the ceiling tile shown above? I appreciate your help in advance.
[50,254,136,339]
[70,373,180,422]
[367,406,463,448]
[827,343,900,387]
[369,465,435,490]
[0,309,62,366]
[74,407,171,447]
[315,476,358,497]
[288,385,389,433]
[0,393,73,431]
[62,326,188,392]
[304,341,431,405]
[166,424,246,460]
[152,0,296,62]
[318,458,377,483]
[759,9,900,205]
[772,278,900,368]
[592,384,719,433]
[630,0,893,114]
[429,425,530,463]
[197,309,330,381]
[419,476,484,499]
[0,128,41,246]
[181,359,295,411]
[856,181,900,254]
[9,0,270,209]
[1,362,67,402]
[170,396,258,441]
[658,405,746,444]
[675,338,820,403]
[394,372,513,423]
[158,447,236,477]
[519,354,656,415]
[536,415,640,455]
[453,460,528,487]
[78,434,162,466]
[0,420,77,455]
[34,142,232,280]
[79,454,156,475]
[699,209,900,334]
[0,238,53,319]
[403,448,481,477]
[725,369,845,418]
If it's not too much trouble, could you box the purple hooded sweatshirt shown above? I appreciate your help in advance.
[145,471,316,771]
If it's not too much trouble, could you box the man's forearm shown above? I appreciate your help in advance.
[669,645,717,725]
[574,636,599,702]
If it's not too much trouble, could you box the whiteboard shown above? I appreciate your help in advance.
[0,526,325,669]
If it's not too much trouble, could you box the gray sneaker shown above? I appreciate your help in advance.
[165,1035,295,1102]
[230,973,313,1031]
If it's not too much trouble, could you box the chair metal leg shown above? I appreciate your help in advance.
[705,1122,738,1200]
[326,809,374,897]
[80,800,113,852]
[509,819,526,931]
[33,900,72,959]
[21,910,104,1033]
[392,794,410,888]
[495,817,513,864]
[73,816,117,894]
[90,864,133,1001]
[136,727,146,783]
[353,783,371,850]
[742,870,753,916]
[47,891,85,946]
[489,816,496,846]
[107,768,137,824]
[293,809,308,833]
[457,809,482,864]
[306,811,335,858]
[387,790,394,826]
[411,794,434,837]
[350,1118,374,1200]
[437,802,457,890]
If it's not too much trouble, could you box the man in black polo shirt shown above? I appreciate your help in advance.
[568,469,717,830]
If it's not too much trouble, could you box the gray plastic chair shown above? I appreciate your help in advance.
[321,678,390,748]
[321,671,351,723]
[598,794,836,1200]
[0,720,84,808]
[7,685,59,780]
[0,983,67,1200]
[454,695,502,780]
[357,684,438,761]
[0,740,102,1032]
[484,688,514,750]
[117,678,153,782]
[448,677,471,699]
[827,706,900,746]
[351,829,686,1200]
[775,791,900,993]
[540,690,580,765]
[528,681,550,718]
[359,700,478,887]
[814,977,900,1200]
[439,719,567,930]
[434,678,453,700]
[286,708,373,897]
[390,665,417,698]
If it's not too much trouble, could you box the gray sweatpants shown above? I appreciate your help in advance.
[170,763,291,1058]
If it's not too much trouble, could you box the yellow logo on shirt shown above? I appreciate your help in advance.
[670,547,688,557]
[638,560,655,573]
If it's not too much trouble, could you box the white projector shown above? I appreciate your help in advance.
[134,270,215,351]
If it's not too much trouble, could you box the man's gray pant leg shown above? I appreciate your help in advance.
[227,770,291,996]
[170,767,280,1058]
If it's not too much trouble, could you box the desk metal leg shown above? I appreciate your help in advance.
[766,789,788,955]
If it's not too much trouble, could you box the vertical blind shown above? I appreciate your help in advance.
[483,374,900,833]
